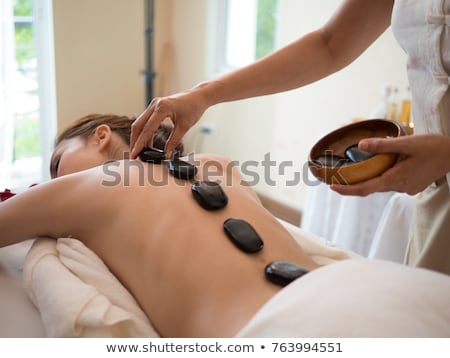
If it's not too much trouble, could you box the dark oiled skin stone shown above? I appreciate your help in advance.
[311,154,350,167]
[264,261,309,287]
[344,144,376,162]
[191,181,228,211]
[138,147,165,164]
[223,218,264,253]
[167,160,198,180]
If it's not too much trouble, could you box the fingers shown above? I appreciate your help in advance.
[131,99,172,159]
[358,136,411,155]
[164,126,185,159]
[330,174,391,196]
[330,160,403,196]
[330,155,414,196]
[131,104,155,158]
[131,90,207,159]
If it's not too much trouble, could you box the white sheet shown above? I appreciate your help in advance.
[236,259,450,337]
[368,192,416,261]
[0,241,45,337]
[301,180,396,257]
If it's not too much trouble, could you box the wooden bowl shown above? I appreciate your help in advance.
[308,119,403,185]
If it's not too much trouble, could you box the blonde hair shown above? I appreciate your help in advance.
[56,114,184,154]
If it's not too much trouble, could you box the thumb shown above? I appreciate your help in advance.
[165,128,184,159]
[359,136,410,155]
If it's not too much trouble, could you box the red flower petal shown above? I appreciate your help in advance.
[0,189,16,202]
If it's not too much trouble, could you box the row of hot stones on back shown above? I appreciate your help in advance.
[139,147,310,287]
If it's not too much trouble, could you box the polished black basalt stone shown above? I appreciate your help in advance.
[311,153,350,167]
[191,181,228,211]
[167,160,198,180]
[138,147,166,164]
[223,218,264,253]
[344,144,376,162]
[264,261,309,287]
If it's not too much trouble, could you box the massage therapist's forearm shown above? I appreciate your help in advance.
[195,31,340,106]
[195,0,393,107]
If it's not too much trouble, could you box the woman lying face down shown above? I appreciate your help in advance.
[50,114,184,178]
[0,114,319,337]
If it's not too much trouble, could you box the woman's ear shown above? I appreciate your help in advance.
[91,124,112,151]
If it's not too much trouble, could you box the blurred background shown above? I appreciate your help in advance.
[0,0,408,214]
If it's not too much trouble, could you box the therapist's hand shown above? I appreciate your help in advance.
[130,88,209,159]
[330,134,450,196]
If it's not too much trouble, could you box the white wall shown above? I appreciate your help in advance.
[52,0,146,132]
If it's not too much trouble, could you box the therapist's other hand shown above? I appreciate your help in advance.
[330,134,450,196]
[130,88,209,159]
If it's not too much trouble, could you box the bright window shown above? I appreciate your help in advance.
[0,0,56,188]
[225,0,258,67]
[209,0,279,74]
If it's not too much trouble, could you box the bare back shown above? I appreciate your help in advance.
[0,154,318,337]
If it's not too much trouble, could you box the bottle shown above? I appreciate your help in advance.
[399,86,412,133]
[386,86,399,122]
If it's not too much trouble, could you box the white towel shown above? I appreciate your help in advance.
[23,238,158,337]
[22,222,357,338]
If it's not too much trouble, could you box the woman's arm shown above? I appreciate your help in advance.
[130,0,394,157]
[0,167,115,248]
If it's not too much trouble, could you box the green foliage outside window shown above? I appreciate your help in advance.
[255,0,278,60]
[14,0,35,68]
[13,0,32,15]
[14,116,40,159]
[13,0,40,160]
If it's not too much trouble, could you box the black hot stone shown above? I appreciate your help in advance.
[191,181,228,211]
[139,147,166,164]
[223,218,264,253]
[311,153,350,167]
[168,159,198,180]
[344,144,376,162]
[264,261,309,287]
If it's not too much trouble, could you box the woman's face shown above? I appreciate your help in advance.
[50,136,109,178]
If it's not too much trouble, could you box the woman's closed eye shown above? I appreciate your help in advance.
[50,157,61,178]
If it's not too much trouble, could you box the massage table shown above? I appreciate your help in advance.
[0,220,449,338]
